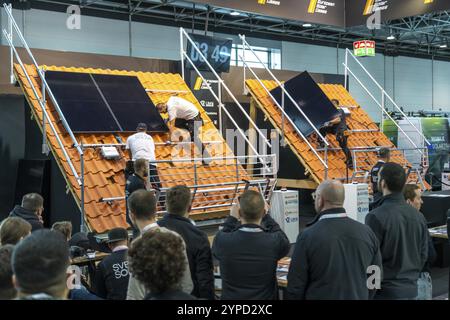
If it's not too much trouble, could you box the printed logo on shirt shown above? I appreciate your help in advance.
[113,261,129,279]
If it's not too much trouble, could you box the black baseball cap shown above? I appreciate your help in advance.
[106,228,129,244]
[137,123,147,131]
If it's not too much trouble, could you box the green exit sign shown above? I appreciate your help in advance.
[353,40,376,57]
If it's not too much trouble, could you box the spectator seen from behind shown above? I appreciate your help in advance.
[125,158,150,237]
[9,193,45,231]
[212,190,290,300]
[52,221,72,242]
[0,245,16,300]
[287,180,382,300]
[370,147,390,209]
[365,163,428,300]
[12,229,70,300]
[128,230,196,300]
[0,217,31,246]
[404,184,436,300]
[158,185,215,299]
[93,228,130,300]
[126,189,193,300]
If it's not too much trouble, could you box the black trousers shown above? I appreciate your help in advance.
[336,133,353,166]
[174,114,203,140]
[174,115,210,162]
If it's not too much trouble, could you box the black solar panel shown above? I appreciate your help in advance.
[45,70,169,133]
[270,71,340,137]
[92,74,168,132]
[45,71,120,132]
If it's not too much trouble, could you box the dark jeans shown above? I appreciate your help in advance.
[337,133,353,167]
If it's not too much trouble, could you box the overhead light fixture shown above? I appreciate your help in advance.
[303,23,312,27]
[387,34,396,40]
[439,43,447,48]
[230,11,240,16]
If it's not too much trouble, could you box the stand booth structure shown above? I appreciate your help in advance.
[3,5,277,234]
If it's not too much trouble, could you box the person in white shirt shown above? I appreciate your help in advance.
[126,123,160,190]
[156,96,203,140]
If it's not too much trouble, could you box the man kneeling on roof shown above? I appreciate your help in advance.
[318,99,353,169]
[156,96,203,141]
[156,96,210,164]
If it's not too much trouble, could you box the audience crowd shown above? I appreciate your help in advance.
[0,162,437,300]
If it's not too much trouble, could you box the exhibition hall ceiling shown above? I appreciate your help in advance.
[8,0,450,60]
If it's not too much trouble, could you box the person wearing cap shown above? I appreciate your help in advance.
[93,228,130,300]
[369,147,390,210]
[125,123,161,191]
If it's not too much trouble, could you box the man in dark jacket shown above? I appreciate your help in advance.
[212,190,290,300]
[125,159,149,237]
[404,184,436,300]
[287,180,382,300]
[157,185,214,299]
[9,193,44,231]
[93,228,130,300]
[366,162,428,300]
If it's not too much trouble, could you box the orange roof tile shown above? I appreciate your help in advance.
[15,64,249,233]
[246,79,427,188]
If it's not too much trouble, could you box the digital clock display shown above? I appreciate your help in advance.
[186,34,232,73]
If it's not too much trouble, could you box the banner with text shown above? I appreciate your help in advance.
[347,0,450,27]
[190,0,345,28]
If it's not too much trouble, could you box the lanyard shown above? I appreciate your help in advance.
[318,213,347,221]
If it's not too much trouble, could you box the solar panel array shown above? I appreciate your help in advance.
[45,70,169,133]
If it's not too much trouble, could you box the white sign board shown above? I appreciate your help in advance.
[270,190,299,243]
[343,183,369,223]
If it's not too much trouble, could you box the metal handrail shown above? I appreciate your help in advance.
[344,48,430,147]
[149,153,276,164]
[2,29,83,185]
[240,57,328,169]
[343,63,425,156]
[80,141,225,148]
[239,34,328,144]
[3,3,83,157]
[179,28,271,159]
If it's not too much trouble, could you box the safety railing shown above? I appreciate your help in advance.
[2,3,83,182]
[2,3,89,232]
[179,28,271,170]
[350,147,428,189]
[97,153,278,215]
[238,34,330,176]
[343,48,431,156]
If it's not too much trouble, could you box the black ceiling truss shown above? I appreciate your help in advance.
[9,0,450,62]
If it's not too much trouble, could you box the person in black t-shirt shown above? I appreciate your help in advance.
[318,99,353,168]
[369,147,390,210]
[125,159,149,236]
[93,228,130,300]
